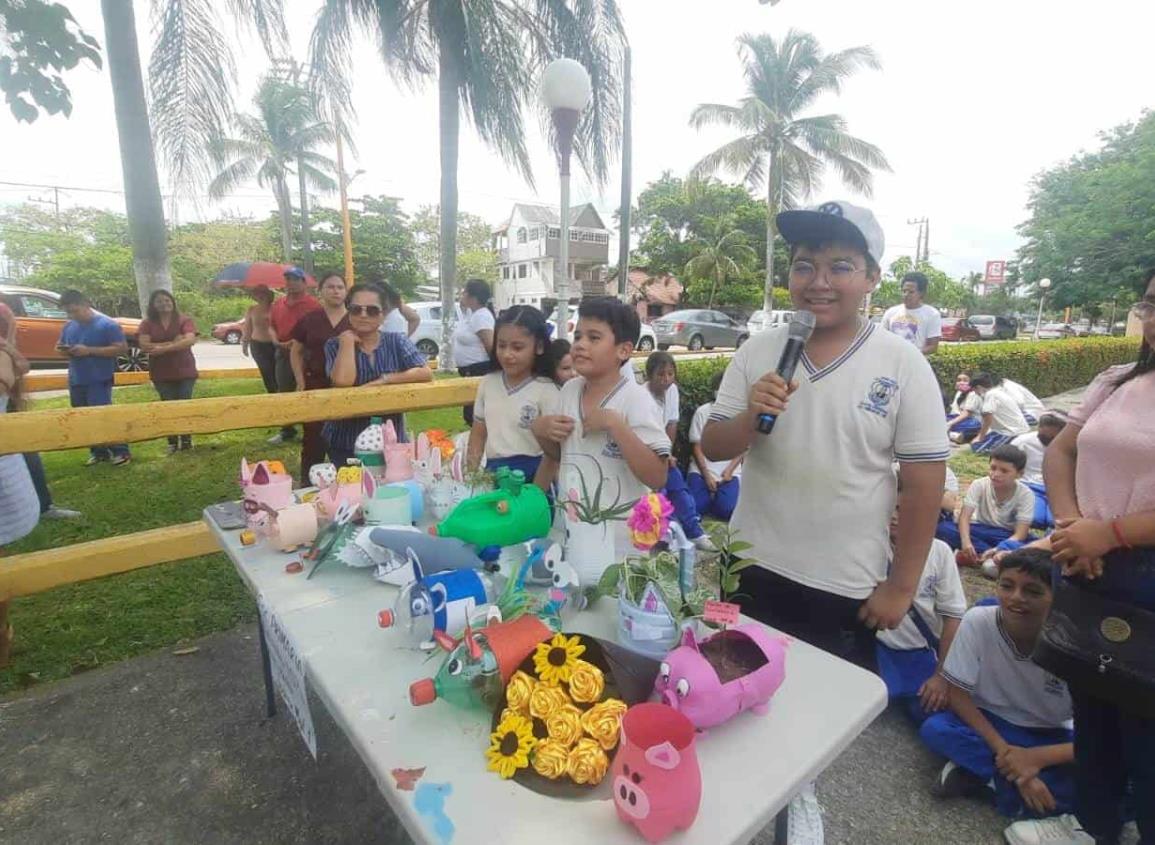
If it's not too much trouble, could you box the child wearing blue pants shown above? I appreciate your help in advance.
[937,444,1034,564]
[1011,414,1066,530]
[686,372,743,521]
[946,372,983,443]
[968,372,1031,455]
[921,549,1077,840]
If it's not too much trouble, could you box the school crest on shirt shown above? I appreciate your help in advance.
[1043,674,1067,697]
[602,438,623,460]
[518,403,539,430]
[859,377,899,418]
[919,573,938,600]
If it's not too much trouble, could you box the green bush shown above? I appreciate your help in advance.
[662,337,1142,463]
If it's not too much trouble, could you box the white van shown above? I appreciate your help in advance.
[746,309,795,335]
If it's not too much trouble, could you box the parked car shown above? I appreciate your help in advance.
[652,309,749,351]
[212,318,245,344]
[545,307,656,351]
[1036,322,1076,340]
[0,284,149,371]
[746,309,795,335]
[969,314,1018,340]
[407,301,451,359]
[940,317,982,343]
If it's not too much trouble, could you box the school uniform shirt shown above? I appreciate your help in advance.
[963,476,1035,530]
[689,402,741,479]
[1002,379,1045,419]
[950,390,983,416]
[711,321,950,600]
[881,303,943,349]
[557,374,671,558]
[944,466,959,495]
[980,387,1030,436]
[452,307,495,368]
[1010,432,1045,485]
[60,314,125,386]
[473,372,560,459]
[139,316,198,384]
[941,605,1072,730]
[653,383,680,429]
[878,539,966,651]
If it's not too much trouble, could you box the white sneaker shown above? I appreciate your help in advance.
[266,432,285,444]
[692,533,717,552]
[43,506,82,520]
[787,781,824,845]
[1003,814,1095,845]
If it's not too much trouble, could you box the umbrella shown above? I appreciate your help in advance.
[211,262,317,290]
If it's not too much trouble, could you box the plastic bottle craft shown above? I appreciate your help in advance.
[382,420,415,483]
[239,459,293,532]
[353,417,388,482]
[430,467,551,549]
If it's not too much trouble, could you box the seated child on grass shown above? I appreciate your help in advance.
[969,372,1031,455]
[687,371,744,521]
[1011,413,1066,530]
[919,548,1075,831]
[937,445,1034,566]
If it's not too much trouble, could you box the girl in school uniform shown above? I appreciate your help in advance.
[466,306,559,489]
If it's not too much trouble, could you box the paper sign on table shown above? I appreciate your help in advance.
[703,600,740,627]
[258,596,318,758]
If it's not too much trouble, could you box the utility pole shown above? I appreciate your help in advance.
[616,44,632,299]
[27,187,61,220]
[922,218,929,265]
[907,217,927,266]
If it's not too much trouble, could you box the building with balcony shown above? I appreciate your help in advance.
[491,203,611,310]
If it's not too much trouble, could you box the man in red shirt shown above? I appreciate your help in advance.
[268,266,320,443]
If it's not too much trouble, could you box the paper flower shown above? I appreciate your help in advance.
[568,659,605,704]
[581,698,628,750]
[486,713,537,779]
[533,632,586,686]
[546,704,585,747]
[505,670,537,714]
[531,739,571,780]
[627,493,674,550]
[528,684,571,720]
[564,489,580,523]
[567,737,610,785]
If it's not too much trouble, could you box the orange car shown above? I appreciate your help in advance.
[0,284,149,371]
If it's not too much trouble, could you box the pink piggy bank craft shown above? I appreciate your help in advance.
[654,624,789,730]
[611,703,701,843]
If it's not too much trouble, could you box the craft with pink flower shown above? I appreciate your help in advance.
[627,493,673,551]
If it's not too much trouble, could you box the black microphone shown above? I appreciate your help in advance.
[756,310,816,434]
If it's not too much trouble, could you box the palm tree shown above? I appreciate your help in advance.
[309,0,627,365]
[690,31,890,313]
[684,223,757,309]
[208,75,337,264]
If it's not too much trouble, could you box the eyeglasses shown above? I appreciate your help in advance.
[1130,301,1155,320]
[349,305,383,317]
[789,260,866,284]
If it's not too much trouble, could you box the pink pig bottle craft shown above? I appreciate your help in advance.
[611,702,701,843]
[653,624,789,730]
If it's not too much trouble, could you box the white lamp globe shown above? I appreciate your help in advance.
[1039,278,1052,290]
[541,58,592,111]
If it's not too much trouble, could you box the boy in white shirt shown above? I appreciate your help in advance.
[701,200,948,668]
[1011,414,1066,530]
[534,297,670,565]
[688,372,744,520]
[970,371,1030,455]
[881,271,943,355]
[920,549,1076,835]
[1000,376,1046,426]
[938,445,1035,566]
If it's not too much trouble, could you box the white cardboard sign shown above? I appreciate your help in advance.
[258,597,318,759]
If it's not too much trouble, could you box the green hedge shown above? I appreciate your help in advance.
[664,337,1141,463]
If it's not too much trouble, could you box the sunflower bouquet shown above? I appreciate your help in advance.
[485,633,629,791]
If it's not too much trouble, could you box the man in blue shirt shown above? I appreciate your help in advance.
[58,290,131,465]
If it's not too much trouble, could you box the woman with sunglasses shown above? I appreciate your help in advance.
[323,283,432,468]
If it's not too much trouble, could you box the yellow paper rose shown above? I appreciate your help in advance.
[531,739,571,780]
[567,737,609,785]
[567,659,605,704]
[546,704,585,747]
[529,683,571,720]
[581,698,628,751]
[505,670,537,714]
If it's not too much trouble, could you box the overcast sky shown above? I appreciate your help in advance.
[2,0,1153,279]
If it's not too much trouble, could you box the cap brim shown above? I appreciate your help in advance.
[776,210,869,256]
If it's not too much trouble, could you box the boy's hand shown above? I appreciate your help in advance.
[720,467,734,483]
[1061,555,1105,580]
[1052,518,1115,563]
[536,414,575,444]
[958,544,978,567]
[1017,776,1057,815]
[858,580,915,630]
[918,673,951,713]
[583,408,625,437]
[704,471,719,493]
[996,745,1041,784]
[748,372,797,424]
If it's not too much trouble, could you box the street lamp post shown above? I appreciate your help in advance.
[1033,278,1052,341]
[542,59,592,341]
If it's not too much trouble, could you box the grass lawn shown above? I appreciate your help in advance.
[1,378,468,694]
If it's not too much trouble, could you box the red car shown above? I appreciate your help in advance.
[211,318,245,344]
[940,317,981,343]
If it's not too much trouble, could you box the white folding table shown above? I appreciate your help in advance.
[205,511,886,845]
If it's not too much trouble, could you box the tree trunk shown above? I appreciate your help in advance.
[437,46,461,370]
[297,158,314,275]
[274,177,293,262]
[616,45,632,298]
[708,265,719,309]
[764,158,778,316]
[100,0,172,315]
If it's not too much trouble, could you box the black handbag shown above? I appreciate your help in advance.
[1032,557,1155,719]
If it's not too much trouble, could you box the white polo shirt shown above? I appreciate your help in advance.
[689,402,742,478]
[655,383,680,428]
[557,374,671,558]
[1002,379,1045,419]
[980,387,1030,436]
[1011,431,1046,485]
[942,605,1072,730]
[452,307,495,367]
[878,539,966,651]
[709,322,950,599]
[950,390,983,416]
[963,477,1035,529]
[473,372,560,460]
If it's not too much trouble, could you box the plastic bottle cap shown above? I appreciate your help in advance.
[428,525,439,536]
[377,609,395,628]
[410,678,437,706]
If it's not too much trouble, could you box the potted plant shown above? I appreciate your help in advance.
[556,458,635,586]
